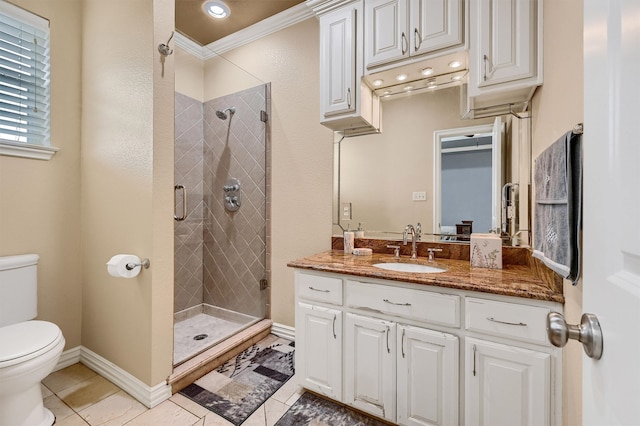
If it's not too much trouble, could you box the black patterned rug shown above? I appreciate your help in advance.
[180,339,295,425]
[275,392,388,426]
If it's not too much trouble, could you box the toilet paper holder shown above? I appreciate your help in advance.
[125,258,150,271]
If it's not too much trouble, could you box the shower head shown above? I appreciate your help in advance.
[216,107,236,120]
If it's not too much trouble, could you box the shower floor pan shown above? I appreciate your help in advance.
[173,304,260,366]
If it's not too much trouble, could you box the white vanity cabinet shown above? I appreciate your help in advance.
[465,337,550,426]
[464,0,543,117]
[293,269,562,425]
[314,0,382,135]
[294,273,343,400]
[364,0,464,71]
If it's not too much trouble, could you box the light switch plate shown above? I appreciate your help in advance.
[412,191,427,201]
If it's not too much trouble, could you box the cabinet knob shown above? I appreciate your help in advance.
[546,312,603,359]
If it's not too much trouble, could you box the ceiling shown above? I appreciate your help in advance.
[176,0,306,46]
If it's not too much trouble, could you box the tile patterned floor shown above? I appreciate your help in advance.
[43,336,304,426]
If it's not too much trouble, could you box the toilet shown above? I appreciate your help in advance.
[0,254,65,426]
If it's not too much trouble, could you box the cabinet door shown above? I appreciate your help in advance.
[410,0,464,56]
[319,5,358,117]
[345,313,396,421]
[397,325,458,426]
[465,337,551,426]
[364,0,408,69]
[296,302,342,400]
[474,0,537,87]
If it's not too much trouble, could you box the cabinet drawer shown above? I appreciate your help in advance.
[296,272,343,305]
[346,280,460,327]
[465,297,551,345]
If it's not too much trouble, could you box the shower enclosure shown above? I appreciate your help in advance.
[173,84,270,365]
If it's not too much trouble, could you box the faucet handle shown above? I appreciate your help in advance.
[427,247,443,261]
[387,245,401,258]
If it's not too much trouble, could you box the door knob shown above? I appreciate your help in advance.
[546,312,603,359]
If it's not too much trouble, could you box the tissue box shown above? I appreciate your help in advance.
[470,233,503,269]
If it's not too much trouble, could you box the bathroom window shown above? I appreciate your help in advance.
[0,1,56,160]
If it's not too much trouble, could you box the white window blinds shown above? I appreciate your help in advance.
[0,1,53,159]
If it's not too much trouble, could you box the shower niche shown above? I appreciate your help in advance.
[173,84,270,366]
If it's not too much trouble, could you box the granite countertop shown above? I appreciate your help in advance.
[287,250,564,304]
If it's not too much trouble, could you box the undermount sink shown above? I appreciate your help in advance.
[373,262,447,274]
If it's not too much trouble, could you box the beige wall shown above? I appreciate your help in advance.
[531,1,584,425]
[175,47,204,102]
[0,0,83,349]
[81,0,174,386]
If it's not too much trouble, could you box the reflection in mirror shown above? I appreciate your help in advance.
[433,118,504,239]
[333,86,530,245]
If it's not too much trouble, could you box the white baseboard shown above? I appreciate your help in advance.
[53,346,171,408]
[271,322,295,341]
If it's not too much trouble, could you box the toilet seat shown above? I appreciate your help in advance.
[0,320,63,368]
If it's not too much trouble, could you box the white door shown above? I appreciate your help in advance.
[397,325,458,426]
[465,337,551,426]
[364,0,407,69]
[320,5,357,117]
[296,303,343,400]
[582,0,640,424]
[345,313,396,421]
[410,0,464,56]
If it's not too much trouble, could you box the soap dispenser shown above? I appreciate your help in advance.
[343,223,355,254]
[355,222,365,238]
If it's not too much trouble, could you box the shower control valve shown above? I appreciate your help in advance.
[223,184,240,192]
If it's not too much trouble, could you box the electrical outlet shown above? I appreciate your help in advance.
[342,202,352,220]
[412,191,427,201]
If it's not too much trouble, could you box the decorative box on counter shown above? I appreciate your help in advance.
[470,233,503,269]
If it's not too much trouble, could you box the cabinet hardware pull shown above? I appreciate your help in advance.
[308,286,330,293]
[486,317,527,326]
[347,88,352,108]
[174,184,187,221]
[386,326,391,353]
[401,329,406,358]
[401,32,408,55]
[483,54,495,81]
[383,298,411,306]
[473,344,477,376]
[414,28,421,51]
[332,315,337,339]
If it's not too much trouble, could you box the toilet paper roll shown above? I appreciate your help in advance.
[107,254,142,278]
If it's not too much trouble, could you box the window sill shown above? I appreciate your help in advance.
[0,141,59,160]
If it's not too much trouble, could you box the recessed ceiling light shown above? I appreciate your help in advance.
[427,79,437,88]
[382,90,391,95]
[372,79,384,87]
[396,74,408,81]
[448,60,462,69]
[421,67,434,76]
[204,1,230,19]
[403,85,414,91]
[451,75,463,81]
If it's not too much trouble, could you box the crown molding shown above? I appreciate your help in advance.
[175,2,314,61]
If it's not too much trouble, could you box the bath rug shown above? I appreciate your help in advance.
[275,392,388,426]
[180,339,295,425]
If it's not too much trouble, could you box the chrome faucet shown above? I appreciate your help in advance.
[403,224,419,259]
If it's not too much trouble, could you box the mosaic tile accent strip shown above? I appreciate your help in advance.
[180,340,294,425]
[275,392,388,426]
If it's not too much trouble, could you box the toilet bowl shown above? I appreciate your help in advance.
[0,320,65,426]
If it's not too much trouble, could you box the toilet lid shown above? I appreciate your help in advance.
[0,320,62,364]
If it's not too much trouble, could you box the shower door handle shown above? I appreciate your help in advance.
[174,184,187,221]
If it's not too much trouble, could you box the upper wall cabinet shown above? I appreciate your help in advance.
[463,0,543,118]
[364,0,465,72]
[314,0,382,135]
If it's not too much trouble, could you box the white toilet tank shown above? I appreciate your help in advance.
[0,254,39,328]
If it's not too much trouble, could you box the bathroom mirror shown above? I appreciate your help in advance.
[333,86,531,245]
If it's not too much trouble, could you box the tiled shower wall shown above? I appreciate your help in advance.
[202,85,268,319]
[174,85,268,319]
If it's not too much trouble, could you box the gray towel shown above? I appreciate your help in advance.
[532,130,582,284]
